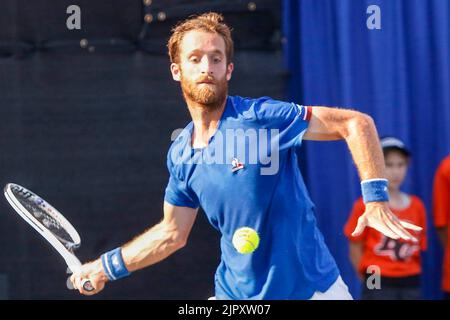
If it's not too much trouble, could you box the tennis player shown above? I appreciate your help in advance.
[71,12,421,299]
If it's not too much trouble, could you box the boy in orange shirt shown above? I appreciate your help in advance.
[344,137,427,299]
[432,155,450,299]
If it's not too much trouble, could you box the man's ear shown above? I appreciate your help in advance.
[226,62,234,81]
[170,63,181,81]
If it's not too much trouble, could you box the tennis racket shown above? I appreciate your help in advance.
[4,183,93,292]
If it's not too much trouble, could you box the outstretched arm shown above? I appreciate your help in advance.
[122,202,198,271]
[304,106,421,240]
[71,202,198,295]
[303,106,384,180]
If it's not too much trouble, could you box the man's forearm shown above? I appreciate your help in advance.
[344,114,386,180]
[120,222,186,272]
[72,205,197,292]
[305,107,386,180]
[87,223,184,279]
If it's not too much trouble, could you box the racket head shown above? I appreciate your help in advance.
[4,183,82,270]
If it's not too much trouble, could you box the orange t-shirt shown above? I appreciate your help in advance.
[433,155,450,292]
[344,196,427,278]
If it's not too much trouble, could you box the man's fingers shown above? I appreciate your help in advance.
[382,213,416,242]
[70,274,77,290]
[74,276,84,294]
[382,216,405,239]
[399,220,422,231]
[367,219,400,240]
[353,211,400,240]
[384,212,419,242]
[381,213,409,239]
[363,206,420,242]
[391,217,418,242]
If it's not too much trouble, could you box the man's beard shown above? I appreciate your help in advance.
[180,73,228,111]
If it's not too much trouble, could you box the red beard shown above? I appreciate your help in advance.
[180,73,228,110]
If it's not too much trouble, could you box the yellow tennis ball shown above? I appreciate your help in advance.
[232,227,260,254]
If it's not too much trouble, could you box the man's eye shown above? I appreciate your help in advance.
[213,57,221,63]
[190,57,199,63]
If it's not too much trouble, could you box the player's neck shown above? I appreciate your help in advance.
[187,97,227,148]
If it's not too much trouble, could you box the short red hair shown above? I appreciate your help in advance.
[167,12,234,64]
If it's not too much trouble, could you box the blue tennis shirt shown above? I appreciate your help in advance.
[164,95,340,299]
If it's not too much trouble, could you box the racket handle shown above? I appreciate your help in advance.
[81,279,94,292]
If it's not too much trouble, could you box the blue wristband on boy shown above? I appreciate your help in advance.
[361,178,389,203]
[101,247,131,281]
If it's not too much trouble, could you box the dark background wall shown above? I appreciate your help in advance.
[0,0,284,299]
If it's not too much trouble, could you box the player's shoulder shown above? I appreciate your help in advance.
[228,95,273,108]
[229,95,305,123]
[228,95,273,119]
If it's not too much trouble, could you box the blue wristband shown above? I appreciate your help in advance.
[361,178,389,203]
[101,247,131,281]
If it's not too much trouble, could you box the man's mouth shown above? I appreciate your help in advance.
[197,77,215,84]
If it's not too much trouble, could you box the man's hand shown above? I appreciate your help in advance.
[70,259,109,296]
[352,202,422,242]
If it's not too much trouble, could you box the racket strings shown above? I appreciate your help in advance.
[18,197,76,247]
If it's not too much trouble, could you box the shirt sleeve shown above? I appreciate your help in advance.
[433,157,450,228]
[344,198,367,242]
[164,152,199,209]
[253,97,312,150]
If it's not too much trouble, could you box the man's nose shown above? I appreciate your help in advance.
[200,57,213,74]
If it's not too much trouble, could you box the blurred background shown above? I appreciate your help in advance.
[0,0,448,299]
